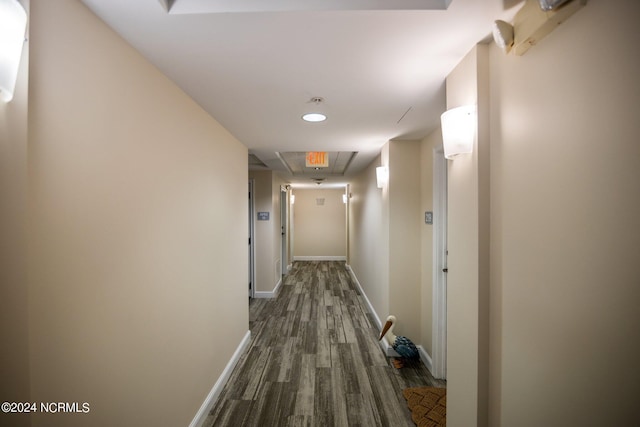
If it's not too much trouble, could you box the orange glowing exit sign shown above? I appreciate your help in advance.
[305,152,329,168]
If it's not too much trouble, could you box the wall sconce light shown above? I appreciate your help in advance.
[376,166,388,189]
[290,194,295,204]
[0,0,28,103]
[342,194,348,204]
[440,105,477,160]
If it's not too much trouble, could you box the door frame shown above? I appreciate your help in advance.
[280,186,288,277]
[248,179,256,298]
[432,146,448,379]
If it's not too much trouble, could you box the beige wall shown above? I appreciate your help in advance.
[250,170,275,293]
[443,44,491,427]
[0,1,30,426]
[249,170,289,293]
[349,135,441,359]
[348,153,389,323]
[26,1,248,426]
[348,131,441,366]
[349,140,424,345]
[419,128,442,355]
[488,1,640,425]
[293,188,346,259]
[388,140,422,343]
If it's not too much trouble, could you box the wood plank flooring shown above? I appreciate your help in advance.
[204,261,445,427]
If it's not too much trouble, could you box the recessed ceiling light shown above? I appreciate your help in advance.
[302,96,327,122]
[302,112,327,122]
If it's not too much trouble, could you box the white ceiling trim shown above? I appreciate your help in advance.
[168,0,453,14]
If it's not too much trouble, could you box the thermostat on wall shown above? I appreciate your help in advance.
[425,211,433,225]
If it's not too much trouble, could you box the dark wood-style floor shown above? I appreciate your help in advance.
[204,261,445,427]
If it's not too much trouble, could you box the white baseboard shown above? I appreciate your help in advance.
[293,256,347,261]
[346,265,387,355]
[417,345,433,373]
[189,330,251,427]
[346,265,398,357]
[254,277,282,299]
[345,264,382,331]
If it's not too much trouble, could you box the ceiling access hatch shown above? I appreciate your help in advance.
[249,153,268,169]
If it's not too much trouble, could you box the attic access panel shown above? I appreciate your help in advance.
[249,153,268,169]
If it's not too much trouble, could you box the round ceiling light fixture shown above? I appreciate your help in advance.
[302,97,327,122]
[302,112,327,122]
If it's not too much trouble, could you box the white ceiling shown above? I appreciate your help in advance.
[81,0,522,185]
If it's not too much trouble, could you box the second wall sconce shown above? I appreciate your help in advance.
[0,0,28,103]
[376,166,388,189]
[441,105,477,160]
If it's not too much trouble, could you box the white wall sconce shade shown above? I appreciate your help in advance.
[290,194,295,204]
[441,105,477,160]
[0,0,27,103]
[342,194,348,204]
[376,166,388,189]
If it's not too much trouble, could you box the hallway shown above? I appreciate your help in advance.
[205,261,445,427]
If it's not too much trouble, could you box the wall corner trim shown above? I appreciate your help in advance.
[254,277,283,298]
[189,330,251,427]
[417,345,434,374]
